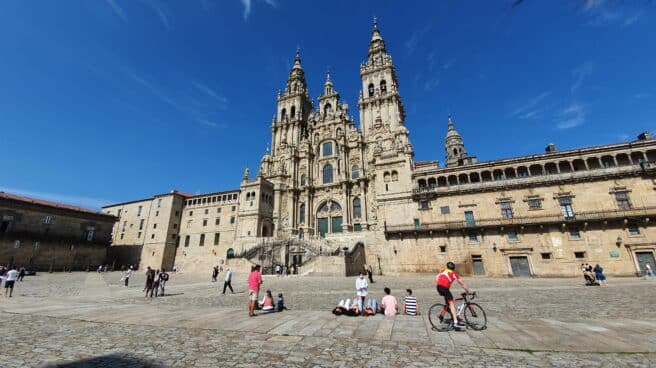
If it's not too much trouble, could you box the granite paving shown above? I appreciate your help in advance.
[0,271,654,367]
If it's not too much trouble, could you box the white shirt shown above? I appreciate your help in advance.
[355,277,368,297]
[344,299,351,310]
[6,269,18,281]
[225,270,232,282]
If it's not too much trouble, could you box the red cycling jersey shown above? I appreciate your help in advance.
[435,269,460,288]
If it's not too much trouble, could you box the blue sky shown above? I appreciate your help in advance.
[1,0,655,209]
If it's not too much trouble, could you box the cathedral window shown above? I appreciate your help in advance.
[299,203,305,224]
[322,142,333,156]
[320,203,329,212]
[336,127,342,137]
[291,106,296,119]
[351,165,359,179]
[281,108,287,121]
[353,197,361,219]
[368,83,375,97]
[380,80,387,94]
[300,174,306,186]
[391,171,398,181]
[384,172,391,182]
[323,164,333,184]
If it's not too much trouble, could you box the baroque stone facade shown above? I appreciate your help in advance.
[0,192,115,271]
[103,22,656,277]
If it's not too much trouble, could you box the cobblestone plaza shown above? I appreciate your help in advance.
[1,272,654,367]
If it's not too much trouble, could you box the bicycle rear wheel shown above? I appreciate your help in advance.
[428,303,453,332]
[463,302,487,330]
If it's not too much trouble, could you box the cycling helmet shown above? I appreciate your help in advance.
[446,261,456,270]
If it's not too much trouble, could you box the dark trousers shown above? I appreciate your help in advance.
[222,281,233,294]
[367,271,374,283]
[124,277,129,287]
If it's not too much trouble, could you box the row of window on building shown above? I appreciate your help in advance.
[182,232,221,247]
[185,193,238,207]
[419,191,633,219]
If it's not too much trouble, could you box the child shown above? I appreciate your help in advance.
[276,293,288,312]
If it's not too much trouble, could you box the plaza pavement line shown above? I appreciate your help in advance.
[1,298,654,354]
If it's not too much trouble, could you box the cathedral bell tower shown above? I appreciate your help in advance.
[271,50,313,155]
[358,18,406,138]
[444,114,476,167]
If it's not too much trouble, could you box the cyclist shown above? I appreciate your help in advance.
[435,261,470,329]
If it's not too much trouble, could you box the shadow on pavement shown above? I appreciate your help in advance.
[44,353,162,368]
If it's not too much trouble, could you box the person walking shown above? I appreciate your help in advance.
[247,265,263,317]
[355,271,369,314]
[4,265,18,297]
[212,266,219,282]
[123,266,133,287]
[144,267,155,297]
[645,264,654,279]
[18,266,26,281]
[159,268,169,296]
[367,264,375,284]
[151,269,161,297]
[223,268,234,294]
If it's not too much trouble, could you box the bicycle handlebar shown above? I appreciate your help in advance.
[461,291,477,299]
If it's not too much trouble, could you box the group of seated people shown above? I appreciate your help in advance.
[257,290,288,313]
[332,288,420,317]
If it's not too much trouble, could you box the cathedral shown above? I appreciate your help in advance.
[103,22,656,278]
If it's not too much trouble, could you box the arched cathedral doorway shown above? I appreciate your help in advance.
[316,200,343,237]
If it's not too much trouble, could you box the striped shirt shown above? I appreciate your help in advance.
[404,295,417,316]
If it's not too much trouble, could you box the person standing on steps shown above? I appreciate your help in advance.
[223,268,234,294]
[367,264,375,284]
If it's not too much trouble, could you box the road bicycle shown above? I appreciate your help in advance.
[428,292,487,331]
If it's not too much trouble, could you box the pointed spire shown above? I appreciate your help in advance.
[371,16,383,42]
[324,67,333,86]
[292,47,302,70]
[447,114,455,130]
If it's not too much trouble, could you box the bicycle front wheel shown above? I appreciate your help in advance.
[463,302,487,330]
[428,303,453,332]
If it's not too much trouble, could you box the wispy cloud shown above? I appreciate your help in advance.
[582,0,643,28]
[509,91,551,119]
[0,187,113,210]
[105,0,128,22]
[442,58,456,70]
[556,103,586,129]
[192,81,228,106]
[571,61,593,93]
[142,0,171,28]
[405,24,431,55]
[240,0,252,20]
[423,76,440,92]
[240,0,277,20]
[127,70,181,110]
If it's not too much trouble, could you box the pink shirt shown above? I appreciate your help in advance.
[381,295,397,317]
[247,271,262,291]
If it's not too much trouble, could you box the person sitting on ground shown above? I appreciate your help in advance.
[363,299,378,316]
[380,287,398,317]
[276,293,288,312]
[402,289,420,316]
[593,264,608,286]
[259,290,275,312]
[333,299,350,315]
[345,298,360,316]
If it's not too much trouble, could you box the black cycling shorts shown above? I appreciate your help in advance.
[436,285,454,303]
